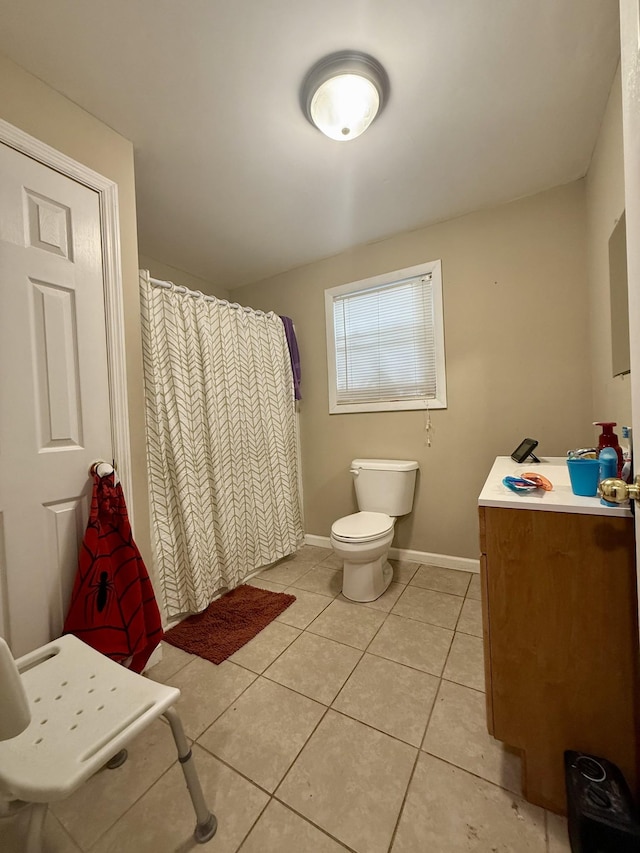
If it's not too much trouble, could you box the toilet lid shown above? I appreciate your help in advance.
[331,511,394,542]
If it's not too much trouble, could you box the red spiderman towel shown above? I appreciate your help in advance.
[63,473,163,672]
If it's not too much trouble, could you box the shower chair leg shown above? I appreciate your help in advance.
[163,706,217,843]
[26,802,47,853]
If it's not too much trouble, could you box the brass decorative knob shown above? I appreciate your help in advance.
[598,476,640,503]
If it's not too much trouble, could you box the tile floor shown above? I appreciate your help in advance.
[3,546,572,853]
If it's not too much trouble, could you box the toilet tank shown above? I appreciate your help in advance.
[350,459,419,516]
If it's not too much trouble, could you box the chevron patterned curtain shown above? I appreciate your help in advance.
[140,271,304,617]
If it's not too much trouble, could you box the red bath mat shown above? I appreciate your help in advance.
[164,584,296,665]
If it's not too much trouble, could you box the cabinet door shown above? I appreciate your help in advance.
[484,507,638,811]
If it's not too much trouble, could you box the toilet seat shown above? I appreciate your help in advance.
[331,511,394,543]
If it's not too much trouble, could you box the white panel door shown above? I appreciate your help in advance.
[0,142,113,656]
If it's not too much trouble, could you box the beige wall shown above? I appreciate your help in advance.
[234,182,592,559]
[0,49,612,564]
[0,53,152,567]
[586,64,632,429]
[138,253,230,301]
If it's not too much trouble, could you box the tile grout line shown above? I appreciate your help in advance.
[197,708,395,851]
[300,593,396,657]
[272,703,332,796]
[440,616,460,675]
[418,750,528,799]
[245,568,464,850]
[453,590,471,633]
[197,603,364,794]
[258,664,362,706]
[182,662,262,741]
[259,703,365,851]
[286,576,341,598]
[232,661,442,754]
[146,640,202,684]
[383,572,487,851]
[227,622,304,676]
[195,734,353,853]
[253,596,458,681]
[171,565,481,737]
[259,586,396,707]
[421,586,526,800]
[83,648,263,848]
[211,571,445,843]
[406,581,471,598]
[268,796,360,853]
[283,604,482,656]
[326,705,425,750]
[72,557,394,850]
[82,756,180,852]
[384,602,464,633]
[151,559,486,852]
[279,599,336,630]
[196,623,321,733]
[362,645,449,679]
[203,557,339,675]
[194,741,276,796]
[232,795,272,853]
[386,676,446,853]
[48,810,84,853]
[208,695,399,853]
[197,686,333,796]
[440,673,486,695]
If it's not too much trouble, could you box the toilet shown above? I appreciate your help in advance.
[330,459,419,602]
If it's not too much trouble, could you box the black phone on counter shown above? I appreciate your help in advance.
[511,438,540,464]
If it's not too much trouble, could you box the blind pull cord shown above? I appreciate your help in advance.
[424,401,432,447]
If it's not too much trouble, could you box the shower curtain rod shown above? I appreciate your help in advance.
[148,276,272,317]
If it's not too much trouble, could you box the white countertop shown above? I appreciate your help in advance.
[478,456,632,517]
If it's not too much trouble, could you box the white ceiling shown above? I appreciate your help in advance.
[0,1,620,290]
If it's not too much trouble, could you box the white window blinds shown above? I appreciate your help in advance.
[332,274,436,404]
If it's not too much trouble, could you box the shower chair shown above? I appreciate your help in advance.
[0,634,217,852]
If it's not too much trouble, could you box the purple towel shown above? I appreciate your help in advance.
[281,316,301,401]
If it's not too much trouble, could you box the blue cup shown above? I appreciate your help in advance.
[566,458,601,497]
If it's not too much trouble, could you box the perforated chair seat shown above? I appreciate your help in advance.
[0,634,217,852]
[0,635,178,801]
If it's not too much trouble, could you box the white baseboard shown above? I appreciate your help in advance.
[389,548,480,573]
[304,533,333,550]
[143,644,163,672]
[304,533,480,574]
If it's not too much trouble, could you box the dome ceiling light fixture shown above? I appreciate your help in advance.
[301,50,389,142]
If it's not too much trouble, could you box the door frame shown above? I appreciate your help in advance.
[0,120,133,642]
[619,1,640,637]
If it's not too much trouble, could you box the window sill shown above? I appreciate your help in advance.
[329,397,447,414]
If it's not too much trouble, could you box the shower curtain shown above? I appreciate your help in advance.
[140,271,304,617]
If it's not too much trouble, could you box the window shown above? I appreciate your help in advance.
[325,260,446,414]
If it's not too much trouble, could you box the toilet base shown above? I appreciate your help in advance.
[342,557,393,603]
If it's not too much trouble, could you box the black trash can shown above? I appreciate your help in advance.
[564,751,640,852]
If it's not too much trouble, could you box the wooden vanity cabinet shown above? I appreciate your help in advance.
[479,505,640,814]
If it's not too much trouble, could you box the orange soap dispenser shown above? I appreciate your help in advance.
[594,421,623,477]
